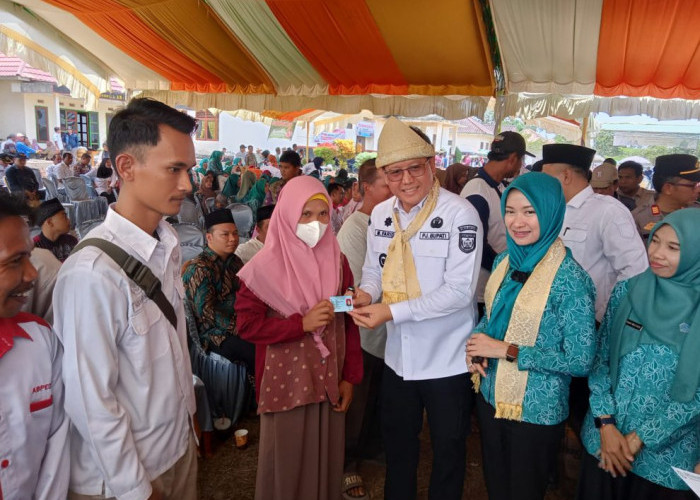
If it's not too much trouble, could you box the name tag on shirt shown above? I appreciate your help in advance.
[419,232,449,240]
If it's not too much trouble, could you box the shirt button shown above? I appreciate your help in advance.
[1,459,9,468]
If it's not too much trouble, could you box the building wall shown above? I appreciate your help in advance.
[0,81,31,140]
[0,81,125,150]
[456,132,492,154]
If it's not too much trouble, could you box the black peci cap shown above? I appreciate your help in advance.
[542,144,596,174]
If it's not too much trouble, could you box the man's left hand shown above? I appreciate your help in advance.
[348,303,392,329]
[333,380,354,413]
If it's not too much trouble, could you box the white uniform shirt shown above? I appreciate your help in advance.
[0,314,69,500]
[53,208,196,500]
[460,172,507,303]
[561,186,648,321]
[337,211,387,359]
[361,189,482,380]
[54,162,73,183]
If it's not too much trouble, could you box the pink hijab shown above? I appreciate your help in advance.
[238,176,341,353]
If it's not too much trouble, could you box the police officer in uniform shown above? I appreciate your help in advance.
[350,117,482,500]
[633,154,700,241]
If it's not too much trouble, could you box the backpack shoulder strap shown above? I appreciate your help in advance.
[72,238,178,329]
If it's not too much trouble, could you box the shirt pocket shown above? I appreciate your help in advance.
[413,236,450,259]
[562,226,587,246]
[127,302,171,373]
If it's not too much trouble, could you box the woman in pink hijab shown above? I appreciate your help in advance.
[236,175,363,500]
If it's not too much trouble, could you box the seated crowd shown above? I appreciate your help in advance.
[0,97,698,500]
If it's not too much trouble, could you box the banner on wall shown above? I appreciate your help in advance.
[356,121,374,137]
[314,129,346,143]
[268,120,296,139]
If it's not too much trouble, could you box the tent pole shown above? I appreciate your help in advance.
[306,122,310,163]
[581,115,590,147]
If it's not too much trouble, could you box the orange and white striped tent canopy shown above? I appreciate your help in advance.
[2,0,700,119]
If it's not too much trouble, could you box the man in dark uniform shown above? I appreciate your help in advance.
[632,154,700,241]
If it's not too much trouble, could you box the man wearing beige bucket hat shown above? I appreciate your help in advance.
[349,117,482,500]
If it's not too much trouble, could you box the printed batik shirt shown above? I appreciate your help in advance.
[183,247,244,348]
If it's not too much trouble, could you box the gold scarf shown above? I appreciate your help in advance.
[381,178,441,304]
[480,238,566,421]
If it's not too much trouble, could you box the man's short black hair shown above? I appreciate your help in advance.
[0,191,29,222]
[618,160,643,178]
[279,150,301,167]
[107,97,197,161]
[358,158,378,196]
[604,158,617,166]
[81,153,91,160]
[328,183,344,196]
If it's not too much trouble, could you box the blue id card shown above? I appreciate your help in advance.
[330,295,354,312]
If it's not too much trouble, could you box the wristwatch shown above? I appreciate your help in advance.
[505,343,519,363]
[594,415,617,428]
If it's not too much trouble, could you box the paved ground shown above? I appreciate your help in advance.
[197,414,580,500]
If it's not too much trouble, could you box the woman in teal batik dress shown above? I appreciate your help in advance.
[577,208,700,500]
[467,172,597,500]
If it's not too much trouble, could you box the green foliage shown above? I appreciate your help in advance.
[334,139,356,168]
[593,130,622,158]
[454,147,463,163]
[314,147,336,166]
[354,151,377,168]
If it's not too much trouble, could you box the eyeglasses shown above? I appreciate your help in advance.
[383,159,429,182]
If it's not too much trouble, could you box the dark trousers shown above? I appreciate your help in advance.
[344,349,384,469]
[576,451,694,500]
[476,394,564,500]
[382,365,473,500]
[210,335,255,375]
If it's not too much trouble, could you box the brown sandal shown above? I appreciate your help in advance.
[342,472,369,500]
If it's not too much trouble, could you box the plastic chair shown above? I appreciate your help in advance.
[178,197,204,228]
[30,167,46,199]
[172,222,205,264]
[204,197,216,213]
[226,203,254,241]
[184,299,251,428]
[77,218,105,239]
[42,177,69,204]
[62,177,108,228]
[63,177,91,201]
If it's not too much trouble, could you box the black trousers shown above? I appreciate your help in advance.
[576,451,694,500]
[382,365,473,500]
[209,335,255,375]
[476,394,564,500]
[344,349,384,469]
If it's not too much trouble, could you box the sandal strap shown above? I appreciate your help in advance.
[342,473,365,490]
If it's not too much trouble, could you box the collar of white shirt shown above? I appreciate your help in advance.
[567,185,594,209]
[392,192,431,217]
[102,208,176,264]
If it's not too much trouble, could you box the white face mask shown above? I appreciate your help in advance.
[296,220,328,248]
